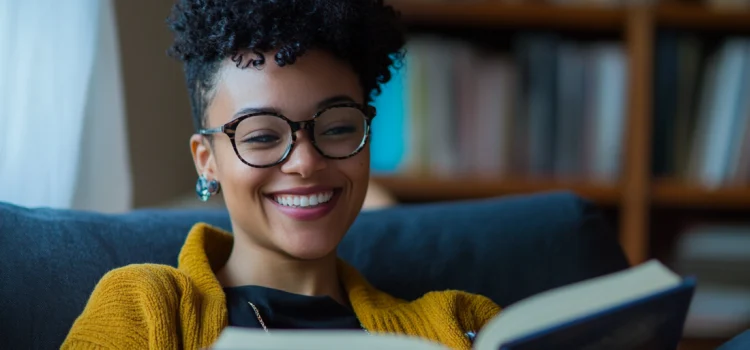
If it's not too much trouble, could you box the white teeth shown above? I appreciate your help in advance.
[273,191,334,208]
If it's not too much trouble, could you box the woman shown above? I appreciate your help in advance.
[62,0,500,349]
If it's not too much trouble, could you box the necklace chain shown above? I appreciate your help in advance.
[247,302,370,335]
[247,302,270,332]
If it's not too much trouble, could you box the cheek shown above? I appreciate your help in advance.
[342,150,370,194]
[216,146,272,201]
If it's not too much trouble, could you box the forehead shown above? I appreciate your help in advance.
[207,50,363,125]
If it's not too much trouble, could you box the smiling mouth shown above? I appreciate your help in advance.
[270,191,335,208]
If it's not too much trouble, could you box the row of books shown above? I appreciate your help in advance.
[653,34,750,188]
[370,34,628,182]
[670,224,750,338]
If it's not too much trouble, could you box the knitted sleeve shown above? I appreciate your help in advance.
[61,264,184,350]
[447,291,502,349]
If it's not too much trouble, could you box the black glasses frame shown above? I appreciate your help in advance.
[198,102,376,168]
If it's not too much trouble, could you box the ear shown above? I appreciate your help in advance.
[190,134,217,179]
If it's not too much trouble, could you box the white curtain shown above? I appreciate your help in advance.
[0,0,132,212]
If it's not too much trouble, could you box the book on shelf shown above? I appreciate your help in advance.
[370,34,627,183]
[654,33,750,187]
[671,225,750,338]
[210,260,695,350]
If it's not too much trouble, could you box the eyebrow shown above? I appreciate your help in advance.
[230,95,357,120]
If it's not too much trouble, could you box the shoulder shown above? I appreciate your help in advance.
[87,263,191,302]
[88,263,194,311]
[99,263,188,287]
[62,264,190,349]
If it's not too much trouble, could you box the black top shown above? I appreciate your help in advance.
[223,285,364,331]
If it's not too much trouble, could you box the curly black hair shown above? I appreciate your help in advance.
[166,0,406,131]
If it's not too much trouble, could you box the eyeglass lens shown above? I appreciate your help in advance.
[233,106,367,166]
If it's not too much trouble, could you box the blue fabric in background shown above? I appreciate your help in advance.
[0,191,629,349]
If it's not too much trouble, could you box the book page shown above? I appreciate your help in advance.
[211,327,450,350]
[474,260,682,350]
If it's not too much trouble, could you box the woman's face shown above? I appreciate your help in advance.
[190,49,370,260]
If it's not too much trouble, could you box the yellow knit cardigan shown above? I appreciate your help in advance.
[62,223,501,349]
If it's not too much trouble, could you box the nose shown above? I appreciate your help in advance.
[279,131,327,178]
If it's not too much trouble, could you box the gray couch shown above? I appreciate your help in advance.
[0,191,631,349]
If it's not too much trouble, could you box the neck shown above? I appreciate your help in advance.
[216,234,346,305]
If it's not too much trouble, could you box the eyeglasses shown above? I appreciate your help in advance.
[198,102,376,168]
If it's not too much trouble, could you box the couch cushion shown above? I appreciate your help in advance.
[0,191,628,350]
[719,329,750,350]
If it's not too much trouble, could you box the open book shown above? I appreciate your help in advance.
[211,260,696,350]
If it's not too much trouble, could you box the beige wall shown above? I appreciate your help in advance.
[115,0,196,208]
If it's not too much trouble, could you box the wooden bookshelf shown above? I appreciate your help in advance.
[372,176,621,204]
[394,1,625,30]
[381,0,750,270]
[653,179,750,209]
[376,2,750,347]
[374,176,750,209]
[393,0,750,32]
[656,3,750,31]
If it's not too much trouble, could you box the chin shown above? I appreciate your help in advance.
[282,243,339,261]
[278,232,341,260]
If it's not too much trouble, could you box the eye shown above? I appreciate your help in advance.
[322,125,357,136]
[243,134,280,144]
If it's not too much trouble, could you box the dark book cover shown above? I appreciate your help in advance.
[498,278,696,350]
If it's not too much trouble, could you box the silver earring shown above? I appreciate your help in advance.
[195,175,221,201]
